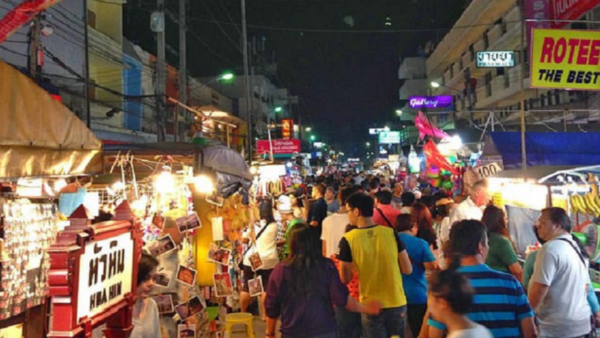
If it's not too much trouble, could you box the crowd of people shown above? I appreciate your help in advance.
[242,171,599,338]
[127,170,599,338]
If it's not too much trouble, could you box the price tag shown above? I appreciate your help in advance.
[475,162,502,179]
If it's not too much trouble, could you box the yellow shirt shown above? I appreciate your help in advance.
[339,225,406,308]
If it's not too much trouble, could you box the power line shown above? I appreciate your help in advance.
[186,28,239,66]
[199,0,243,54]
[0,45,28,57]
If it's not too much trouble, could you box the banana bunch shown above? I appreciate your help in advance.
[571,193,600,217]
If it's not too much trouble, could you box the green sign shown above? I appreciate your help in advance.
[378,131,400,144]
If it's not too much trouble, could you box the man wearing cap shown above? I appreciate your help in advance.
[278,195,303,257]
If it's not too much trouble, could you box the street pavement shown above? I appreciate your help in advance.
[230,315,279,338]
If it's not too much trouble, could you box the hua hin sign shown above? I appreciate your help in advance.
[77,232,134,322]
[408,96,453,109]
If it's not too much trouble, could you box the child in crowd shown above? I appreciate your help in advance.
[426,260,493,338]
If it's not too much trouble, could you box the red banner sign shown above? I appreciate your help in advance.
[0,0,63,44]
[257,139,300,155]
[551,0,600,27]
[281,119,294,139]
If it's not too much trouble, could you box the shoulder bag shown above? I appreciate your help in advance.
[376,207,394,228]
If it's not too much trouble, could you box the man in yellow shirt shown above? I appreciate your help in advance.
[338,192,413,338]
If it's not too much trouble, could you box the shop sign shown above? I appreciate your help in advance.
[77,232,134,322]
[550,0,600,27]
[281,119,294,139]
[408,96,453,109]
[475,162,502,180]
[476,51,515,68]
[524,0,600,49]
[530,28,600,90]
[256,139,300,155]
[369,128,388,135]
[378,131,401,144]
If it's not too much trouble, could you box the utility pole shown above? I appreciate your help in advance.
[28,15,42,82]
[241,0,253,162]
[154,1,167,142]
[177,0,187,142]
[83,0,91,128]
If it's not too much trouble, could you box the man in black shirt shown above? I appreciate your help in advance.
[308,183,328,234]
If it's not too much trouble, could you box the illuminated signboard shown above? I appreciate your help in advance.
[530,28,600,90]
[77,232,134,321]
[256,139,301,155]
[369,128,388,135]
[378,131,401,144]
[476,51,515,68]
[408,96,453,109]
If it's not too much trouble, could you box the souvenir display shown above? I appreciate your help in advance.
[0,200,59,319]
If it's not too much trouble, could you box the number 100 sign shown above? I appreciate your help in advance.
[475,162,502,180]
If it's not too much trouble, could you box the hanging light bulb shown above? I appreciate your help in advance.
[154,170,175,193]
[194,175,215,194]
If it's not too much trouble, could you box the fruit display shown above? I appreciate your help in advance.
[569,174,600,217]
[570,193,600,217]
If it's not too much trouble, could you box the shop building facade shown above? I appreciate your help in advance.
[399,0,600,132]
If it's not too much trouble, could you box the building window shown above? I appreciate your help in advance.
[555,90,561,104]
[485,72,492,97]
[496,18,507,34]
[504,69,510,88]
[540,94,546,106]
[88,10,96,28]
[469,44,475,61]
[483,31,489,49]
[459,55,464,71]
[449,64,454,78]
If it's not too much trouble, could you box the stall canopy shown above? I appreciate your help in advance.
[488,132,600,169]
[100,143,253,197]
[0,60,102,178]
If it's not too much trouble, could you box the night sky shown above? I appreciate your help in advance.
[124,0,468,156]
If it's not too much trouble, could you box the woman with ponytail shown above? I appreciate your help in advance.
[427,260,492,338]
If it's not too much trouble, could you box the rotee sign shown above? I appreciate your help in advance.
[530,28,600,90]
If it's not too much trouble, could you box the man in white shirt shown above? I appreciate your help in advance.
[321,186,357,257]
[449,179,489,225]
[529,207,591,338]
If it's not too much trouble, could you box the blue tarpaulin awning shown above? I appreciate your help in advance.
[489,132,600,169]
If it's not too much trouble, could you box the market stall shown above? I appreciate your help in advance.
[94,142,254,337]
[0,59,104,337]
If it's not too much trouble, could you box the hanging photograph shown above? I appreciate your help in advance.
[176,265,197,286]
[206,192,224,207]
[188,296,205,316]
[186,212,201,231]
[152,213,165,230]
[207,242,231,265]
[153,269,172,288]
[147,234,177,257]
[176,212,202,233]
[248,252,263,271]
[177,324,196,338]
[151,294,174,314]
[213,272,233,297]
[174,303,190,321]
[248,276,264,297]
[176,215,189,233]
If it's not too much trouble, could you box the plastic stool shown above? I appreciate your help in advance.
[224,312,255,338]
